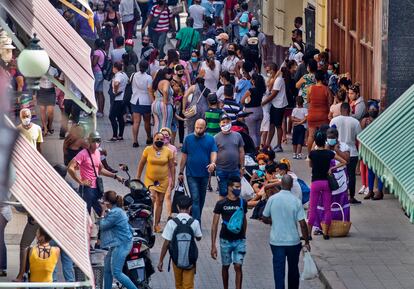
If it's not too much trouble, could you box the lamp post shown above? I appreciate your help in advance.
[17,33,50,90]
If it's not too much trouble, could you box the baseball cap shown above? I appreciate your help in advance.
[207,93,218,104]
[251,19,260,28]
[125,39,134,46]
[202,38,215,46]
[220,114,231,121]
[217,33,229,41]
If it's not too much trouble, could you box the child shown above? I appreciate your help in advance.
[250,153,269,185]
[291,96,308,159]
[205,93,223,136]
[211,176,247,289]
[157,196,202,289]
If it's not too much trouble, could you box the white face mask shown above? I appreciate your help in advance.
[22,117,31,126]
[221,123,232,132]
[259,165,266,171]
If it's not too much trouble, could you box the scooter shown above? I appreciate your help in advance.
[117,164,157,289]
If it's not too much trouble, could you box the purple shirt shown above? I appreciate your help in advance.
[76,13,99,39]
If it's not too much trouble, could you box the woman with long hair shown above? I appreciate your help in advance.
[63,124,88,166]
[103,4,122,52]
[260,63,278,148]
[296,58,317,105]
[348,83,366,121]
[151,67,174,133]
[200,49,221,93]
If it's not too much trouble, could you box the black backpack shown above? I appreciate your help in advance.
[245,32,260,59]
[169,217,198,269]
[99,49,113,81]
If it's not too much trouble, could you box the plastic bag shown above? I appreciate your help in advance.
[240,177,255,200]
[301,251,318,280]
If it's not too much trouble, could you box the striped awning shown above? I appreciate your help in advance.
[10,135,94,282]
[358,85,414,222]
[1,0,97,109]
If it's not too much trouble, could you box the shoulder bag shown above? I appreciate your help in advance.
[149,5,167,29]
[87,149,104,197]
[179,29,195,61]
[184,87,208,118]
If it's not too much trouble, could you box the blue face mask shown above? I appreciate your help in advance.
[327,138,337,146]
[191,57,198,63]
[232,188,241,197]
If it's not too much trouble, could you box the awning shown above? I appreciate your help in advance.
[358,85,414,222]
[10,133,94,282]
[1,0,97,109]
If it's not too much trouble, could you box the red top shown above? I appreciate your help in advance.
[307,84,331,128]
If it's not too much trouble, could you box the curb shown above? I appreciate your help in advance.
[314,255,348,289]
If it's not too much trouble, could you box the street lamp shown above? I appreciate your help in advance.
[17,33,50,90]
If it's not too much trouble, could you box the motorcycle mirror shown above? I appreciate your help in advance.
[119,164,129,172]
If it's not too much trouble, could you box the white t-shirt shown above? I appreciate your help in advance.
[17,123,43,149]
[131,71,153,106]
[189,4,206,29]
[113,72,129,101]
[291,107,308,128]
[201,60,221,93]
[161,213,202,241]
[271,75,288,108]
[216,85,225,102]
[329,115,362,157]
[221,56,239,74]
[39,67,58,89]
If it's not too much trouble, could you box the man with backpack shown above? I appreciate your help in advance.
[211,176,247,289]
[240,19,266,71]
[157,196,202,289]
[176,17,201,61]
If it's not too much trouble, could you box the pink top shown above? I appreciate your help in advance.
[74,149,101,188]
[92,49,105,73]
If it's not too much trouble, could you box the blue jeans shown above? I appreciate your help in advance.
[51,240,74,282]
[104,241,137,289]
[216,169,240,197]
[368,168,383,192]
[79,186,102,216]
[270,244,302,289]
[213,3,224,18]
[152,31,168,58]
[186,176,209,222]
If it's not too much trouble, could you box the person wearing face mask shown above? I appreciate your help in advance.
[152,67,175,133]
[160,127,177,218]
[137,132,175,233]
[176,17,201,62]
[348,83,366,121]
[221,43,239,74]
[17,108,43,153]
[199,49,221,93]
[216,33,230,62]
[214,114,245,199]
[312,127,351,235]
[178,119,218,222]
[360,102,383,200]
[68,131,124,216]
[235,61,253,103]
[187,50,201,84]
[211,176,248,289]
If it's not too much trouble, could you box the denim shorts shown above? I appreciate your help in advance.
[220,238,246,266]
[94,71,104,92]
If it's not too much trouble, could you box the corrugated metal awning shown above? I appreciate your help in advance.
[358,85,414,222]
[1,0,97,109]
[10,134,94,282]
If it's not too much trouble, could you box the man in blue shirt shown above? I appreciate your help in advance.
[178,119,218,222]
[262,175,311,289]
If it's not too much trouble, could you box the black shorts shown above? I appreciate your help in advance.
[269,106,285,127]
[292,124,306,145]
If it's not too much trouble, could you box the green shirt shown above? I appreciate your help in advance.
[176,27,200,51]
[205,108,223,136]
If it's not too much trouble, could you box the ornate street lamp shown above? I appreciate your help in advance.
[17,33,50,90]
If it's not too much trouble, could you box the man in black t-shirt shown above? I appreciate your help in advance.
[211,176,247,289]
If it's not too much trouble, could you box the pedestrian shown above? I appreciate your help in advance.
[63,124,88,165]
[136,132,175,233]
[108,62,129,141]
[119,0,137,40]
[187,49,202,84]
[262,174,311,289]
[240,19,267,70]
[281,60,298,146]
[221,43,239,74]
[235,61,253,103]
[205,93,223,136]
[216,33,230,62]
[178,119,218,222]
[237,2,250,41]
[328,88,347,120]
[157,196,202,289]
[216,71,233,102]
[330,102,362,204]
[306,70,332,154]
[151,67,174,132]
[141,0,175,58]
[92,39,106,117]
[188,0,206,36]
[296,58,317,105]
[103,4,122,52]
[131,59,154,147]
[17,108,43,153]
[99,191,138,289]
[67,131,124,216]
[291,96,307,159]
[348,83,366,121]
[261,64,288,152]
[110,36,126,63]
[200,49,221,93]
[215,114,245,198]
[307,129,347,239]
[176,17,201,61]
[241,72,266,147]
[211,176,247,289]
[124,39,139,67]
[140,35,155,62]
[160,127,177,218]
[260,63,277,148]
[37,66,58,136]
[327,62,340,95]
[222,84,242,121]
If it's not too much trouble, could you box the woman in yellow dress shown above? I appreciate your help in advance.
[137,132,175,233]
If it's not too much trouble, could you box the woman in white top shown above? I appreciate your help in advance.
[221,43,239,74]
[37,66,58,136]
[199,49,221,93]
[130,60,154,147]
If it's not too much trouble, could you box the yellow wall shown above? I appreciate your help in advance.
[315,0,327,50]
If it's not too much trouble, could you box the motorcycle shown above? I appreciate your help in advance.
[117,164,158,289]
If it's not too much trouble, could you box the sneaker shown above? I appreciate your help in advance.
[297,153,303,159]
[96,112,104,118]
[133,142,139,148]
[293,153,298,159]
[364,187,370,195]
[274,146,283,153]
[358,185,366,194]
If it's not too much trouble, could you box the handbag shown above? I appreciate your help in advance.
[179,29,195,61]
[172,181,190,214]
[327,173,339,191]
[87,149,104,197]
[321,202,352,237]
[184,87,208,118]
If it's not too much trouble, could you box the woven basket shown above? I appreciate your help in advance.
[321,202,351,237]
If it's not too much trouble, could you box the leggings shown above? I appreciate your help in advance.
[109,101,125,138]
[308,180,332,226]
[152,100,173,133]
[347,156,359,198]
[368,168,383,192]
[360,160,368,187]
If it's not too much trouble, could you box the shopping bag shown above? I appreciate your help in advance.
[301,251,318,280]
[240,177,255,200]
